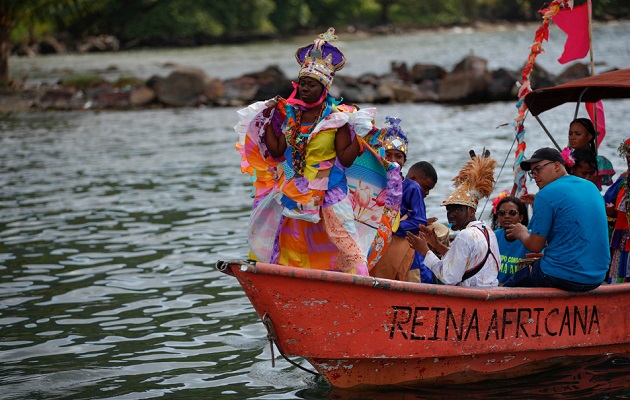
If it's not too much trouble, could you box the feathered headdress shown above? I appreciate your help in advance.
[442,149,497,210]
[618,137,630,157]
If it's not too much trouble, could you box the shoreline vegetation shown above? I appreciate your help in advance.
[0,22,621,114]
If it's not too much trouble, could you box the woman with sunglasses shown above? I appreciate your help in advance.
[491,194,530,284]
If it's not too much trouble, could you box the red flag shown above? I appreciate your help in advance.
[553,3,591,64]
[585,101,606,146]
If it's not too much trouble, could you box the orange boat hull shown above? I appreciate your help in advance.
[217,260,630,388]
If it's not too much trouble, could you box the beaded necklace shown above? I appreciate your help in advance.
[285,103,326,176]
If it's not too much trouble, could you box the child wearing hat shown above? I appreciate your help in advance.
[366,117,438,282]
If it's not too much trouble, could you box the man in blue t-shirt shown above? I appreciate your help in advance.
[503,147,610,291]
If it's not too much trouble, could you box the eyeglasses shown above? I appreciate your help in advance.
[527,161,554,178]
[497,209,518,217]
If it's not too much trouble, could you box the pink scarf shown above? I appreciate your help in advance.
[286,81,327,110]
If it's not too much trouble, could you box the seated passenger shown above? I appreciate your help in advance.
[521,147,599,205]
[503,147,610,291]
[566,118,615,190]
[405,161,438,283]
[491,193,529,284]
[406,150,499,287]
[563,147,598,184]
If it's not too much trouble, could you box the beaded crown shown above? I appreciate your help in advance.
[295,27,346,90]
[380,116,409,156]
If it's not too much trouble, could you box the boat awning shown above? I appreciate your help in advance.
[524,68,630,116]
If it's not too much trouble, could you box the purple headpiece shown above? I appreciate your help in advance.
[380,116,409,156]
[295,27,346,90]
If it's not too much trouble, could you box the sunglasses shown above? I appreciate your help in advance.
[497,209,519,217]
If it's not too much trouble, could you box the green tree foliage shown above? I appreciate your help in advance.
[4,0,629,83]
[269,0,309,34]
[1,0,104,84]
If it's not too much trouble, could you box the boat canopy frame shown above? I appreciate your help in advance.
[523,68,630,150]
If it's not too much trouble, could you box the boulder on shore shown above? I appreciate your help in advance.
[154,67,223,107]
[438,55,492,103]
[3,58,595,113]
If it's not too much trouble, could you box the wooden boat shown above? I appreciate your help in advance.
[220,69,630,389]
[217,259,630,388]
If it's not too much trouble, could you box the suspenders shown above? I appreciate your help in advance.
[461,226,498,282]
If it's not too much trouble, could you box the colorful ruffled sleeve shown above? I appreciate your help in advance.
[234,99,287,207]
[597,154,615,187]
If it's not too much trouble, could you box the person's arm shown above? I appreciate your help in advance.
[407,232,469,285]
[606,203,617,218]
[520,193,536,205]
[264,113,287,158]
[398,186,427,233]
[335,123,361,167]
[506,222,546,253]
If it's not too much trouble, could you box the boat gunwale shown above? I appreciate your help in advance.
[217,259,630,301]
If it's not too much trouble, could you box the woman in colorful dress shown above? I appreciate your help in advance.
[235,28,400,276]
[604,137,630,283]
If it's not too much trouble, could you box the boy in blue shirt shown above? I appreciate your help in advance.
[405,161,438,283]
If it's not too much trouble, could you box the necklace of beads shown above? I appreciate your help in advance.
[285,104,326,176]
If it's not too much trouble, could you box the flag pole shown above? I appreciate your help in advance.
[587,0,595,76]
[587,0,598,146]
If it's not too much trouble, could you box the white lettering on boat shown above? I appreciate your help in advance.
[388,306,600,341]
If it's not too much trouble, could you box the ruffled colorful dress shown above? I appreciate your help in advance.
[235,96,401,275]
[605,175,630,283]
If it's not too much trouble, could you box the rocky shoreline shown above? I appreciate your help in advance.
[1,54,596,114]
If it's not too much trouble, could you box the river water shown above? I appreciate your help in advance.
[2,22,630,399]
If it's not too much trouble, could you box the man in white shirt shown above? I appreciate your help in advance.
[407,153,500,287]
